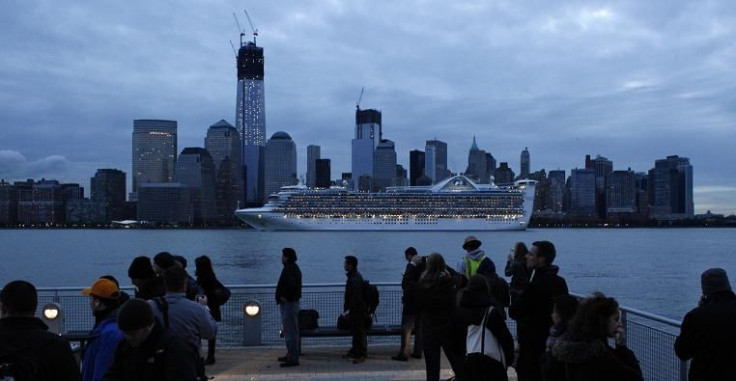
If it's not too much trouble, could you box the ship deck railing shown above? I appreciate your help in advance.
[38,283,687,381]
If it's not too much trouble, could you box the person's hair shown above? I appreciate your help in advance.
[345,255,358,268]
[420,253,448,287]
[173,255,187,269]
[282,247,297,262]
[0,280,38,316]
[117,299,155,332]
[532,240,556,264]
[153,251,175,270]
[195,255,217,285]
[405,247,418,257]
[567,292,619,342]
[164,265,188,292]
[466,274,489,295]
[553,294,580,325]
[513,242,528,262]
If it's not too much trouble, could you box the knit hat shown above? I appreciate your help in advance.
[701,268,732,296]
[153,252,175,270]
[463,236,482,250]
[128,256,155,279]
[117,299,154,331]
[82,278,120,299]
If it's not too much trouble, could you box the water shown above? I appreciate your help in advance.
[1,228,734,321]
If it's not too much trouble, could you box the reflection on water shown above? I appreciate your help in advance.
[1,228,734,320]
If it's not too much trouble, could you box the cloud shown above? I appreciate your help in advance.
[0,150,70,182]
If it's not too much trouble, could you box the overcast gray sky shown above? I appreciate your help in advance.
[1,1,735,214]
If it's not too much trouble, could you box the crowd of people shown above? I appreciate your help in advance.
[1,239,734,381]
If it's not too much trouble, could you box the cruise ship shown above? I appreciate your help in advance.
[234,175,536,231]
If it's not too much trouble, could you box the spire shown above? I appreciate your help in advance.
[470,136,479,151]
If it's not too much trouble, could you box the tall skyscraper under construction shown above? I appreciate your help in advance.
[235,33,266,205]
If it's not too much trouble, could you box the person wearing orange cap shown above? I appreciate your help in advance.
[81,277,125,381]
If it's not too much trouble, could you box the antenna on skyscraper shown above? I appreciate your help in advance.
[243,9,259,44]
[233,12,246,46]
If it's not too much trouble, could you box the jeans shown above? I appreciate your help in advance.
[280,300,300,362]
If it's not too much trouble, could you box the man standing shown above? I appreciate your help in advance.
[342,255,367,364]
[509,241,569,381]
[392,247,425,361]
[105,299,199,380]
[276,247,302,368]
[457,235,495,279]
[149,266,217,379]
[127,256,165,300]
[0,280,80,380]
[675,268,736,380]
[81,277,125,381]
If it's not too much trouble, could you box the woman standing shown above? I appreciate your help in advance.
[550,292,643,381]
[504,242,530,306]
[453,274,514,381]
[195,255,222,365]
[415,253,465,381]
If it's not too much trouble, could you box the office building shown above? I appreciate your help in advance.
[351,109,382,187]
[315,158,331,188]
[373,139,397,191]
[307,145,321,188]
[585,154,613,218]
[520,147,530,179]
[409,150,425,186]
[264,132,297,198]
[547,170,566,213]
[91,168,127,221]
[425,139,449,183]
[175,148,217,225]
[650,155,694,219]
[494,162,515,184]
[132,119,178,194]
[606,169,637,214]
[466,136,489,184]
[235,35,266,205]
[137,183,191,225]
[569,168,596,216]
[205,120,242,220]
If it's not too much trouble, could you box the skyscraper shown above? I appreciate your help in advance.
[606,169,637,215]
[409,150,425,186]
[520,147,530,179]
[547,170,566,213]
[585,154,614,218]
[175,148,217,225]
[494,162,515,184]
[373,139,397,191]
[569,168,596,216]
[315,158,331,188]
[307,145,321,188]
[131,119,177,195]
[205,120,241,221]
[351,108,382,187]
[264,132,297,198]
[466,136,489,184]
[425,139,449,183]
[235,36,266,205]
[651,155,693,219]
[91,168,126,221]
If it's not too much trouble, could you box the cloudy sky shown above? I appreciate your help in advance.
[2,1,735,214]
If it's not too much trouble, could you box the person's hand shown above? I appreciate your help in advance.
[615,326,627,347]
[196,295,208,306]
[411,255,422,265]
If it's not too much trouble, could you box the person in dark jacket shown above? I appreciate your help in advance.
[81,277,125,381]
[508,240,569,381]
[127,256,165,300]
[541,294,579,381]
[416,253,466,381]
[550,293,642,381]
[504,241,530,306]
[342,255,367,363]
[103,298,199,381]
[275,247,302,367]
[173,255,203,301]
[453,274,514,381]
[392,246,426,362]
[194,255,223,365]
[0,280,81,380]
[675,268,736,381]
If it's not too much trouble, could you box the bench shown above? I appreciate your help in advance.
[299,324,403,338]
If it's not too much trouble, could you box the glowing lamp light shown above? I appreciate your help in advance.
[244,301,261,317]
[41,302,64,335]
[43,305,60,320]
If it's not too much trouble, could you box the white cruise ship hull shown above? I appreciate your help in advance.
[234,212,530,231]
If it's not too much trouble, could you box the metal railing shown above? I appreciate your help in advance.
[38,284,687,381]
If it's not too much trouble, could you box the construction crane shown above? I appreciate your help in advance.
[356,87,364,111]
[243,9,259,44]
[232,12,246,46]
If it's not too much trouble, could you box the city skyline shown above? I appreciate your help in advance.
[1,2,735,214]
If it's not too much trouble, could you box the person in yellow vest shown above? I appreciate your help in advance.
[456,236,496,279]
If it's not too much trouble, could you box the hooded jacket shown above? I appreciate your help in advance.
[551,335,643,381]
[457,249,496,278]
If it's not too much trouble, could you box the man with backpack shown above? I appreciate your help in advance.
[342,255,368,364]
[0,280,80,380]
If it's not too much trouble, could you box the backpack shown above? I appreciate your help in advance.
[298,309,320,330]
[211,281,231,306]
[0,345,43,381]
[363,280,379,316]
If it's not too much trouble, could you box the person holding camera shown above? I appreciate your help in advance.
[675,268,736,381]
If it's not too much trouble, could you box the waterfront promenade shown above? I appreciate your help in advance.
[206,344,518,380]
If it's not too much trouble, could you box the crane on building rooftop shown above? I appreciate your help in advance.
[356,87,364,111]
[244,9,259,44]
